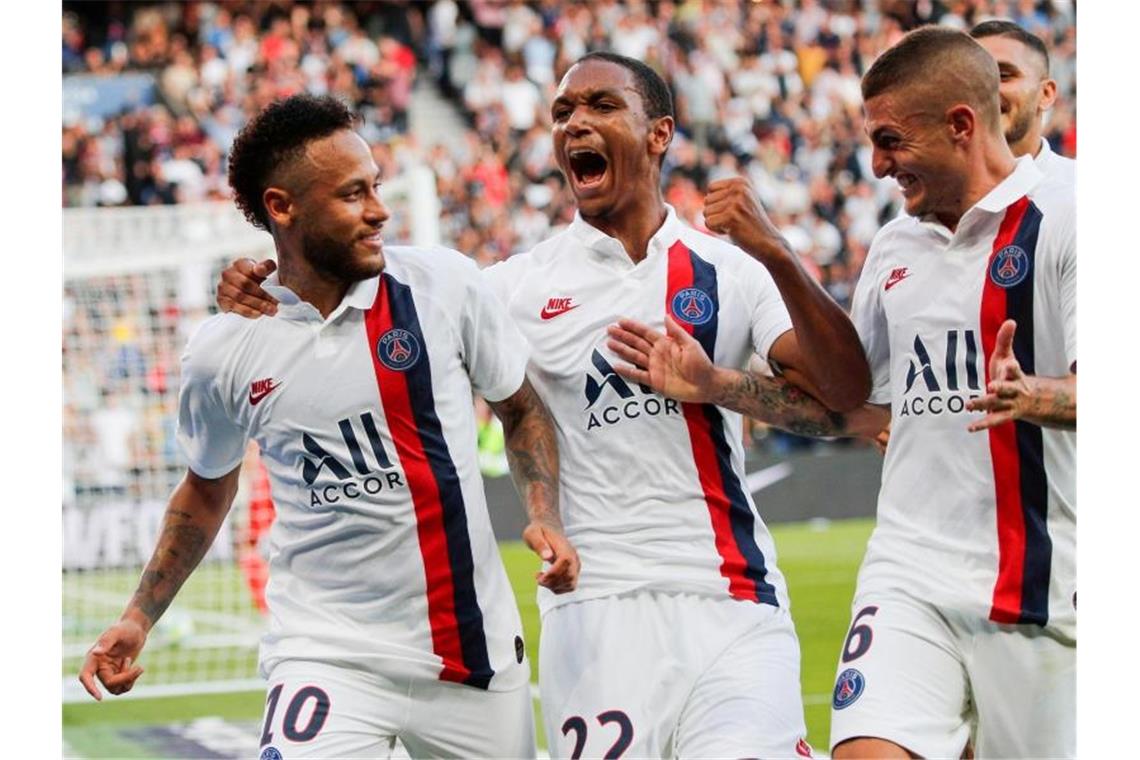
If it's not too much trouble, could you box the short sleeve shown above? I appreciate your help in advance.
[1057,213,1076,370]
[850,242,892,405]
[176,327,248,478]
[461,262,530,402]
[740,256,794,361]
[481,255,525,310]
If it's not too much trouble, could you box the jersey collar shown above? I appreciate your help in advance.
[568,204,684,262]
[341,276,380,311]
[972,155,1044,215]
[261,272,380,321]
[1033,136,1060,170]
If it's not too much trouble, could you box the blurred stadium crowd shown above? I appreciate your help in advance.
[62,0,1077,483]
[62,0,1076,296]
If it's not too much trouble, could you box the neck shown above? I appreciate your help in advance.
[275,247,352,320]
[936,136,1018,232]
[581,189,668,263]
[1011,132,1044,160]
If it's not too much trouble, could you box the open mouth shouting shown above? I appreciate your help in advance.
[567,148,610,195]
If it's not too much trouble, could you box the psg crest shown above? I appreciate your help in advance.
[989,245,1030,288]
[377,328,421,371]
[832,668,866,710]
[671,287,714,326]
[259,748,283,760]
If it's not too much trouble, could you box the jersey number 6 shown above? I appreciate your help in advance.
[841,605,879,663]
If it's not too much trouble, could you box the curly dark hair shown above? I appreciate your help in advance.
[227,94,358,231]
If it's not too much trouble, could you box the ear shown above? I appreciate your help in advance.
[263,187,294,229]
[1038,78,1058,114]
[648,115,675,162]
[946,104,976,145]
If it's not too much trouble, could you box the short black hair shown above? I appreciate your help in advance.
[576,51,674,121]
[970,19,1050,75]
[228,94,357,231]
[862,26,1001,133]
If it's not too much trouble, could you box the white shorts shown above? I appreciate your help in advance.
[257,659,536,759]
[539,590,811,759]
[829,589,1075,758]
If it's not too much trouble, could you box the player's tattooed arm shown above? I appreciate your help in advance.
[966,320,1076,432]
[79,467,240,700]
[714,368,889,438]
[488,380,579,593]
[127,468,241,629]
[701,177,870,412]
[607,317,888,439]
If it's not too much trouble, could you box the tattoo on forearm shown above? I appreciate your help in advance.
[721,371,848,437]
[1027,377,1077,430]
[489,382,561,526]
[129,518,210,625]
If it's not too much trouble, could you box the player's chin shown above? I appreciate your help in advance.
[353,248,386,277]
[902,191,927,217]
[573,191,617,219]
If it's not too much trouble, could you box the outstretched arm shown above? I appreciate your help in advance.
[704,178,871,411]
[607,317,889,438]
[487,379,579,594]
[78,467,241,700]
[967,320,1076,431]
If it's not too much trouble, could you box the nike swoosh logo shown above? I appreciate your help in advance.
[540,304,580,320]
[884,274,911,291]
[249,383,281,406]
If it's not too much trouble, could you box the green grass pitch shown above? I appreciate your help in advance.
[64,517,872,756]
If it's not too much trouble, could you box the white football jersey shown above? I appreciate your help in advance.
[1033,137,1076,189]
[177,246,532,691]
[851,157,1076,638]
[484,206,794,614]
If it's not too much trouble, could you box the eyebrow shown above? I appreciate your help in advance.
[553,87,630,107]
[335,168,383,192]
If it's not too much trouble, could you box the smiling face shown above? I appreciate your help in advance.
[550,59,671,222]
[279,129,390,283]
[975,34,1056,156]
[864,91,968,225]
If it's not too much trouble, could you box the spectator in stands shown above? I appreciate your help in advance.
[62,0,1077,472]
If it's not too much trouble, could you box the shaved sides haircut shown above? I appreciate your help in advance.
[228,94,357,231]
[862,26,1003,134]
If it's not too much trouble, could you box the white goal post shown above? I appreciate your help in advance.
[62,166,440,703]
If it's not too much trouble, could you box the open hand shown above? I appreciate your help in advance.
[967,320,1033,431]
[606,316,716,403]
[216,257,279,317]
[78,619,148,700]
[523,521,580,594]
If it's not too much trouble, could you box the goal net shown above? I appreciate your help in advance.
[62,167,439,702]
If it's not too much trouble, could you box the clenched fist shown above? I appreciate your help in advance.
[703,177,791,262]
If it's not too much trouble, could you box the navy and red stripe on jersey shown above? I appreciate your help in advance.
[667,241,778,606]
[849,157,1075,637]
[366,272,494,688]
[177,246,531,691]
